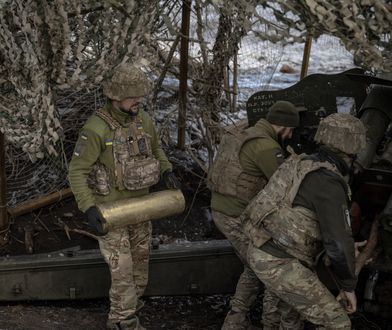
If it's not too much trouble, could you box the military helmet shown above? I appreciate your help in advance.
[102,63,151,101]
[314,113,367,155]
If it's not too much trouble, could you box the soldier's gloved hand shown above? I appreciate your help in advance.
[163,170,181,190]
[85,206,107,236]
[337,290,357,314]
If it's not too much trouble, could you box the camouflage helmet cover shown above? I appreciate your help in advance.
[314,113,367,155]
[102,63,151,101]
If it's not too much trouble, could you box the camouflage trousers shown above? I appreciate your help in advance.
[98,221,152,324]
[248,245,352,330]
[212,211,262,330]
[262,290,303,330]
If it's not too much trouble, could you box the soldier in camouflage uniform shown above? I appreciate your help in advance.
[209,101,301,329]
[68,63,180,330]
[243,113,367,329]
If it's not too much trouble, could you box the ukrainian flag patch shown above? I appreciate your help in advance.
[105,139,113,146]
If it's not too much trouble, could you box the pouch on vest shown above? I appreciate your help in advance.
[244,153,342,265]
[243,217,271,248]
[122,157,160,190]
[87,163,111,196]
[137,136,149,156]
[208,126,269,203]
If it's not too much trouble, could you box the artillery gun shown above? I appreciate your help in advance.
[247,67,392,317]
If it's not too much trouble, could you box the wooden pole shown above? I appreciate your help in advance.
[232,49,238,113]
[300,33,313,80]
[152,35,181,105]
[223,66,232,112]
[177,0,191,150]
[7,187,73,218]
[0,132,9,245]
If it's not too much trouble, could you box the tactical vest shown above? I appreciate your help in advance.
[208,125,271,203]
[88,108,160,195]
[243,151,348,266]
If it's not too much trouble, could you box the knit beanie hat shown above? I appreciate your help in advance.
[266,101,300,127]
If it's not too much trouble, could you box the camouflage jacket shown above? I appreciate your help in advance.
[211,119,284,217]
[68,103,172,212]
[244,147,356,291]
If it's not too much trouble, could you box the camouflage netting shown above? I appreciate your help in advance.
[0,0,391,205]
[270,0,392,71]
[0,0,159,161]
[1,0,391,161]
[184,0,392,168]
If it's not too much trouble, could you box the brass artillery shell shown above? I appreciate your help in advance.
[96,190,185,232]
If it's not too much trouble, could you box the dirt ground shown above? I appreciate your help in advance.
[0,294,391,330]
[0,296,229,330]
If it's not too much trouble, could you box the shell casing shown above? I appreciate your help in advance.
[96,189,185,232]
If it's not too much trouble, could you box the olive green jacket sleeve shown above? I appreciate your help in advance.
[68,124,105,212]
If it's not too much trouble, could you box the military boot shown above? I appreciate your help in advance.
[106,320,120,330]
[222,310,251,330]
[118,316,145,330]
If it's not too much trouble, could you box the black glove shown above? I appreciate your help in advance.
[85,206,107,236]
[163,170,181,190]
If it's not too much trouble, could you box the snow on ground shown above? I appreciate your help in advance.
[238,34,355,97]
[157,34,355,160]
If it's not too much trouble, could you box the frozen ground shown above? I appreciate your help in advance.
[230,34,354,99]
[0,295,389,330]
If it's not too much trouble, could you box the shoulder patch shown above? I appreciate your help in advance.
[74,132,88,156]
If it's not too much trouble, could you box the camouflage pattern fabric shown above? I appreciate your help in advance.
[243,152,342,266]
[248,245,351,330]
[213,211,302,330]
[102,64,152,101]
[98,221,152,323]
[1,0,389,162]
[207,124,269,204]
[262,290,304,330]
[314,113,367,155]
[87,108,161,194]
[211,119,284,218]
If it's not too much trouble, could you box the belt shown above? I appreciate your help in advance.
[260,240,294,259]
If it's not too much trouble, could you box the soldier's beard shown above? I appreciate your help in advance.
[276,127,293,147]
[278,134,289,149]
[120,105,139,116]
